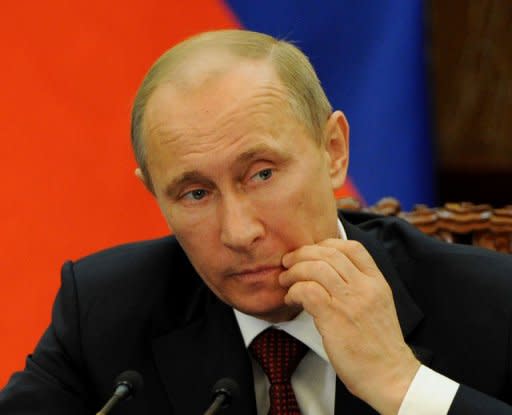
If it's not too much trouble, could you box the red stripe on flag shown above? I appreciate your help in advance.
[0,0,240,386]
[335,178,364,204]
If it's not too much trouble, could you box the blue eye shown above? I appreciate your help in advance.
[184,189,207,200]
[254,168,273,181]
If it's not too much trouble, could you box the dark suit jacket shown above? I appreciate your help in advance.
[1,211,512,414]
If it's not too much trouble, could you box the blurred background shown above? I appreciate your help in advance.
[1,0,511,386]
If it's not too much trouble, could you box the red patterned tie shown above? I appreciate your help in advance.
[249,328,309,415]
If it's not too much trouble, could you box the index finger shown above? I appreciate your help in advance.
[317,239,381,278]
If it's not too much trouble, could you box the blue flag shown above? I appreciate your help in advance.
[226,0,434,209]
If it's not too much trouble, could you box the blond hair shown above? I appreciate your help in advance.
[131,30,333,186]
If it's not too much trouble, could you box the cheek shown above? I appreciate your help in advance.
[157,195,215,238]
[254,195,316,250]
[262,167,322,214]
[168,213,224,274]
[257,166,336,244]
[156,202,206,259]
[173,224,216,263]
[173,228,226,297]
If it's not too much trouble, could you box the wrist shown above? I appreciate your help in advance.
[360,349,421,415]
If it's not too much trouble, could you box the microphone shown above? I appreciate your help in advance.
[96,370,144,415]
[203,377,240,415]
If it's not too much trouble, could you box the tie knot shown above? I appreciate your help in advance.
[249,328,308,384]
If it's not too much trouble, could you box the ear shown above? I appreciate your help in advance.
[135,167,155,195]
[323,110,349,190]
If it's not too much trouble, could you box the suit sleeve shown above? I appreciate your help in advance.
[0,261,93,414]
[449,306,512,415]
[449,385,512,414]
[398,364,512,414]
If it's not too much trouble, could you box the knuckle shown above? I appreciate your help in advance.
[303,281,329,304]
[365,286,380,304]
[292,261,311,275]
[319,238,341,249]
[278,270,291,286]
[323,246,339,259]
[298,244,316,255]
[286,283,305,301]
[312,260,336,282]
[295,259,330,276]
[345,239,364,254]
[324,237,341,246]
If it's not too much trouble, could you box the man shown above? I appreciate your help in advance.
[1,30,511,414]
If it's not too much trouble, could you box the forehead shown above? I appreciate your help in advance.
[143,59,301,152]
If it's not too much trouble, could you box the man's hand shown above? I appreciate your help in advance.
[279,239,420,415]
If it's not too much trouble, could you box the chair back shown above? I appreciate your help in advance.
[337,197,512,254]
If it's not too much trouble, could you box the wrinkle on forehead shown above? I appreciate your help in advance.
[145,73,300,156]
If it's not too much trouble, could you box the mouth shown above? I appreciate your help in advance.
[229,265,284,282]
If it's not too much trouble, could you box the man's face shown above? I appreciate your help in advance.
[141,59,348,322]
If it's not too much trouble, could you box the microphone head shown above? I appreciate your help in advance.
[211,377,240,408]
[114,370,144,399]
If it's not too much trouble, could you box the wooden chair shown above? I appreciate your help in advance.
[337,197,512,254]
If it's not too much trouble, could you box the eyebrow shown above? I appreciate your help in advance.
[165,171,214,198]
[164,143,288,197]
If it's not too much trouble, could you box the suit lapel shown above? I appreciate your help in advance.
[152,292,257,415]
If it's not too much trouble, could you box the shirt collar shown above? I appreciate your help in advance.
[337,216,347,240]
[233,218,346,364]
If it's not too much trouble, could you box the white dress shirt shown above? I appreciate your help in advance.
[233,219,459,414]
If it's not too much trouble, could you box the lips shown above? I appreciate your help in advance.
[230,265,284,281]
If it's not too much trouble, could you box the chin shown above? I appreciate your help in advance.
[235,297,301,323]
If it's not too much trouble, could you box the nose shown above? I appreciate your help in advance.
[219,193,264,251]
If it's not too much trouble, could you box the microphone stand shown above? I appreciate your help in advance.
[96,384,130,415]
[203,394,225,415]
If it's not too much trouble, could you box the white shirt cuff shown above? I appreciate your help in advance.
[398,365,460,415]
